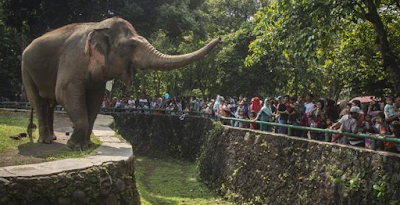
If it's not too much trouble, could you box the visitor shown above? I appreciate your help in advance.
[255,98,272,132]
[329,106,363,146]
[128,95,135,107]
[242,98,250,119]
[277,95,289,134]
[213,95,222,116]
[294,95,306,137]
[250,95,262,114]
[139,94,148,108]
[308,100,326,140]
[237,109,249,128]
[367,98,382,117]
[249,111,257,129]
[286,97,297,129]
[389,121,400,152]
[234,101,245,127]
[384,96,399,124]
[351,99,364,114]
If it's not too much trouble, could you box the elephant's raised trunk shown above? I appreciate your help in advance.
[135,37,221,70]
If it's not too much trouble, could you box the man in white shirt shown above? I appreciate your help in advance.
[304,93,315,115]
[329,106,362,146]
[128,95,135,107]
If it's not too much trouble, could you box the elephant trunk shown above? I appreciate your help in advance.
[135,37,221,70]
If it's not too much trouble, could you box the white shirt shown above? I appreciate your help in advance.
[304,102,315,114]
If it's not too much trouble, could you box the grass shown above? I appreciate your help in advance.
[0,110,39,153]
[135,156,232,205]
[0,110,101,163]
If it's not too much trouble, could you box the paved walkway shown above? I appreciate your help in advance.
[0,114,133,177]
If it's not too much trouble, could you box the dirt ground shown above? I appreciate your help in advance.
[0,112,75,167]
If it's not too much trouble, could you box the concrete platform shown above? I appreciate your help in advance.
[0,114,133,177]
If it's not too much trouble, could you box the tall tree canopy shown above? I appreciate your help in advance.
[1,0,399,100]
[247,0,400,99]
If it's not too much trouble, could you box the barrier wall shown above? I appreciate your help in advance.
[114,113,400,205]
[0,114,140,205]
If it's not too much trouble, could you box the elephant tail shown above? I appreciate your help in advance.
[27,108,36,143]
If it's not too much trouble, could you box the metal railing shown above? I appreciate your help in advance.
[219,116,400,150]
[1,101,399,151]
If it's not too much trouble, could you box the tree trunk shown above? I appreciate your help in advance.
[363,0,400,94]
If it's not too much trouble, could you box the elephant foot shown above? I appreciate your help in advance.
[38,134,54,144]
[67,139,89,151]
[87,140,94,148]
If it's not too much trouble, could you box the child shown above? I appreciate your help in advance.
[382,121,400,152]
[384,96,397,120]
[373,112,391,150]
[326,118,333,128]
[389,121,400,152]
[238,109,249,128]
[364,114,373,128]
[249,111,258,129]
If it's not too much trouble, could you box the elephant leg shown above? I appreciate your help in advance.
[61,87,90,150]
[85,87,106,147]
[22,71,53,143]
[48,105,57,140]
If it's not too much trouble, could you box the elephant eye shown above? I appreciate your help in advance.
[127,39,138,48]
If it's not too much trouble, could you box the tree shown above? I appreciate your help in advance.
[246,0,399,99]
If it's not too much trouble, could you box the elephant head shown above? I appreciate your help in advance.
[84,17,221,86]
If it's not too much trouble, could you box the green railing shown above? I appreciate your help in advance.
[100,107,210,117]
[2,101,399,151]
[219,116,400,151]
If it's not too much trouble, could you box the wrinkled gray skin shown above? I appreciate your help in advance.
[22,17,221,150]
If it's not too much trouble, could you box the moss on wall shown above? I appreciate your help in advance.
[114,113,400,205]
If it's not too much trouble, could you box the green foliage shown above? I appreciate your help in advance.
[1,0,400,99]
[373,180,386,199]
[246,0,400,98]
[0,3,22,98]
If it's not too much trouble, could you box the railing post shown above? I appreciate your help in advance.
[325,132,330,142]
[371,139,377,150]
[288,127,292,136]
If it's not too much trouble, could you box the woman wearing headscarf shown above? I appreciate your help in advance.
[250,96,262,114]
[255,98,272,131]
[213,95,221,115]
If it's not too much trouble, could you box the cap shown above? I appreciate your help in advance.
[276,96,282,101]
[350,106,361,113]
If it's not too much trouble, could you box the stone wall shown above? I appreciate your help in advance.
[114,114,400,205]
[113,113,213,161]
[0,158,140,205]
[0,114,140,205]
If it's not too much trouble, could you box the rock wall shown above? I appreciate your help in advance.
[0,158,140,205]
[198,123,400,205]
[114,114,400,205]
[0,114,140,205]
[113,113,213,161]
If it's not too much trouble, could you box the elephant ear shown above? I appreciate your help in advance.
[85,28,110,82]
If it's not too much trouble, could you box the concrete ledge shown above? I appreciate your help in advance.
[0,114,140,205]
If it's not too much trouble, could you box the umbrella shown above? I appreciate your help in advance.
[349,96,375,103]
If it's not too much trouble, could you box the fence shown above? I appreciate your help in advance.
[1,101,399,151]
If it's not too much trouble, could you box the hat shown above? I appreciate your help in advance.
[350,106,361,113]
[276,96,282,101]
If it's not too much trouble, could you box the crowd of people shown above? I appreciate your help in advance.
[103,93,400,152]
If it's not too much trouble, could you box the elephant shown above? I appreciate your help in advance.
[22,17,221,150]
